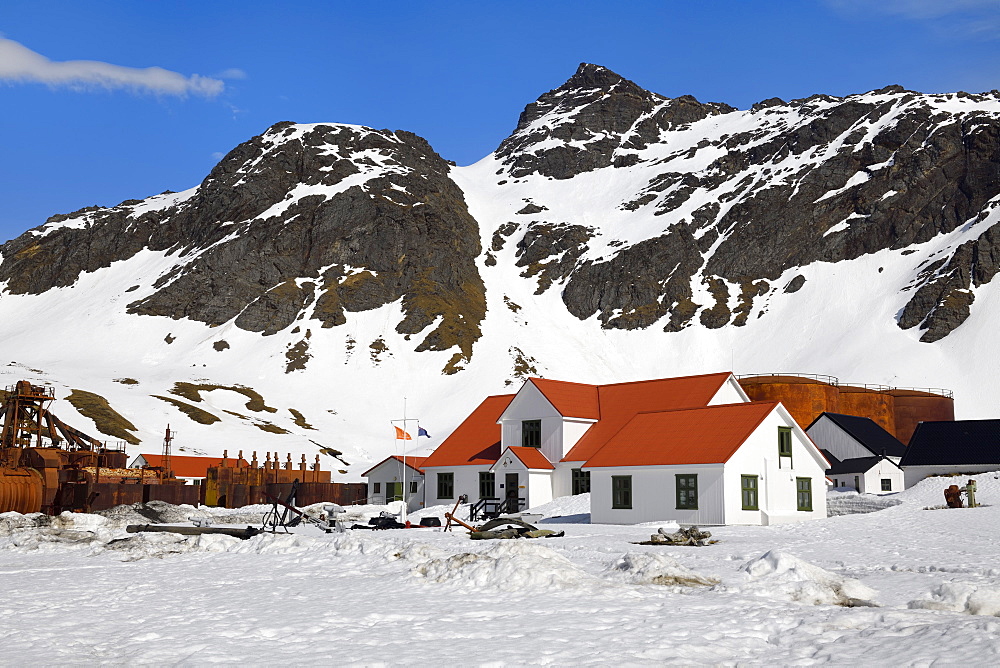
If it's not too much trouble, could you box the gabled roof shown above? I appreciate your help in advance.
[826,455,899,475]
[902,420,1000,466]
[133,454,248,478]
[362,455,428,478]
[528,378,600,420]
[583,401,778,468]
[809,412,906,458]
[420,394,515,467]
[563,372,733,462]
[503,446,555,470]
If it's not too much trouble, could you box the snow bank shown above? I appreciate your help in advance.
[527,493,591,523]
[605,552,718,587]
[412,540,595,589]
[826,491,903,516]
[731,550,878,607]
[909,583,1000,616]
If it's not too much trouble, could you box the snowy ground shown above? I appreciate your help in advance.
[2,474,1000,665]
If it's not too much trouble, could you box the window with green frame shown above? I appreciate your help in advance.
[741,475,759,510]
[479,471,496,499]
[437,472,454,499]
[796,477,813,511]
[612,475,632,509]
[522,420,541,447]
[676,474,698,509]
[572,468,591,495]
[778,426,792,467]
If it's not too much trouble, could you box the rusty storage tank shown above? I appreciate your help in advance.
[0,467,43,514]
[838,385,897,437]
[889,388,955,445]
[737,374,840,430]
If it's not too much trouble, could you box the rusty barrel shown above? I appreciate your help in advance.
[0,467,43,514]
[738,376,840,430]
[838,386,896,436]
[889,389,955,445]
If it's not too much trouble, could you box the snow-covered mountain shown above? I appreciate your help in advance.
[2,63,999,477]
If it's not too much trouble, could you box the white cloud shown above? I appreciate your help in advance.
[0,38,224,97]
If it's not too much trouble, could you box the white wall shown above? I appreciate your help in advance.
[709,376,750,405]
[562,419,595,459]
[903,465,1000,489]
[723,406,827,525]
[589,465,725,525]
[528,471,554,507]
[422,465,491,507]
[862,460,904,495]
[807,416,873,461]
[500,382,565,462]
[365,460,425,512]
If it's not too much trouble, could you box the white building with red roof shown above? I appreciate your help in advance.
[413,372,829,525]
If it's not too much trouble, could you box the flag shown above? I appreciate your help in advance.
[418,426,431,438]
[394,426,412,440]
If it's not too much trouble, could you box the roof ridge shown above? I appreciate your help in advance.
[528,377,599,389]
[630,400,778,416]
[595,371,731,390]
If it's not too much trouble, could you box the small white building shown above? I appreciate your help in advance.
[826,455,904,494]
[421,372,830,525]
[361,455,426,513]
[806,412,908,493]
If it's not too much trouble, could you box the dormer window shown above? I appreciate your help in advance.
[522,420,541,448]
[778,426,792,467]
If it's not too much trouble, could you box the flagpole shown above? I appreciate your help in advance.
[401,397,407,525]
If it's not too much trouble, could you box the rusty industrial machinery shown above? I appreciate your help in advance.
[0,380,129,514]
[204,450,366,508]
[737,374,954,443]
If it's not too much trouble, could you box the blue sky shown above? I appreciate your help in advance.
[1,0,998,243]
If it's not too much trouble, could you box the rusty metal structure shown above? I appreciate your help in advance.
[204,450,365,508]
[0,380,365,514]
[737,373,955,444]
[0,380,131,514]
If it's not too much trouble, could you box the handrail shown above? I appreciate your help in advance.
[736,373,840,386]
[737,374,953,399]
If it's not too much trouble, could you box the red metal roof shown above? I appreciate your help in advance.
[505,446,555,470]
[134,454,248,478]
[583,402,778,467]
[562,372,733,462]
[362,455,428,478]
[420,394,515,467]
[528,378,600,419]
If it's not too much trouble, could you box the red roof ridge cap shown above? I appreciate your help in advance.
[595,371,733,390]
[527,377,599,389]
[628,400,778,416]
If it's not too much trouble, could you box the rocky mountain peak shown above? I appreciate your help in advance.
[495,63,734,179]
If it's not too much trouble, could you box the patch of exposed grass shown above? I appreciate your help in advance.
[170,382,278,413]
[152,395,220,425]
[288,408,314,430]
[213,340,230,351]
[254,421,290,434]
[222,410,249,419]
[66,389,141,445]
[285,337,311,373]
[114,378,139,385]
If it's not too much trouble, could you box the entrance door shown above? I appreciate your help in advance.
[386,482,402,502]
[505,473,519,499]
